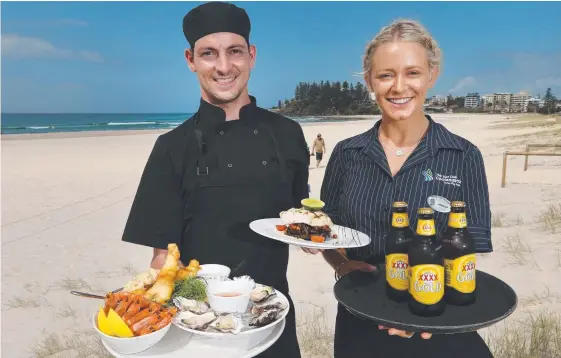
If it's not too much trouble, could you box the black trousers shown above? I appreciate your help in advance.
[334,303,493,358]
[255,289,301,358]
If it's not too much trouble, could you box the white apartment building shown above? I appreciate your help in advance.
[527,97,545,109]
[511,92,532,112]
[481,94,494,107]
[476,92,534,112]
[429,95,446,106]
[464,93,481,108]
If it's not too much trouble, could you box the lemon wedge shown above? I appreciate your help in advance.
[107,308,134,338]
[301,198,325,211]
[97,306,115,336]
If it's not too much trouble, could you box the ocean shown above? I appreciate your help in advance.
[0,113,192,135]
[1,113,369,135]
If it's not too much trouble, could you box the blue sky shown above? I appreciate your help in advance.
[2,1,561,113]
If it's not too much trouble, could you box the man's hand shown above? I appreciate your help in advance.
[378,325,432,339]
[302,247,324,255]
[151,248,185,270]
[337,260,377,277]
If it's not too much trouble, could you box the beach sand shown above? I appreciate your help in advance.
[2,113,561,357]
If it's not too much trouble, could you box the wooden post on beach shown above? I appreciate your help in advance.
[523,144,530,171]
[502,152,508,188]
[524,144,561,171]
[502,150,561,188]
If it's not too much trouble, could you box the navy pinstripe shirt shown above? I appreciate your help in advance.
[321,115,493,262]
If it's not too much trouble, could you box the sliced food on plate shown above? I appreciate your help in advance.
[276,206,337,243]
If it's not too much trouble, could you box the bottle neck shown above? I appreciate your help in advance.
[448,211,467,229]
[391,211,409,228]
[416,217,436,237]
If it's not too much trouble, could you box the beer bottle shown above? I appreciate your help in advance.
[442,201,476,305]
[408,208,446,317]
[385,202,414,302]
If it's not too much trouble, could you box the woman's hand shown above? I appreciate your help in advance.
[378,325,432,339]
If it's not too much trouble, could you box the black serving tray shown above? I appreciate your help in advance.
[333,265,517,334]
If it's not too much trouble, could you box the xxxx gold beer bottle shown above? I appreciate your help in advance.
[408,208,446,317]
[385,202,414,302]
[442,201,476,306]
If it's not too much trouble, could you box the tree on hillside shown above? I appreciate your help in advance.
[447,94,454,106]
[276,80,379,116]
[543,88,557,114]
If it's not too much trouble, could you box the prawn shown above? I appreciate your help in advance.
[125,302,161,326]
[130,312,161,335]
[122,295,150,321]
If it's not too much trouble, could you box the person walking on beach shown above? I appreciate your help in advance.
[312,133,326,168]
[303,19,493,357]
[121,2,308,357]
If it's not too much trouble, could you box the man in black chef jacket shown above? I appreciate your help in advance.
[121,2,308,357]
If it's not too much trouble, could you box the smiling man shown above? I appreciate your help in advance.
[121,2,308,357]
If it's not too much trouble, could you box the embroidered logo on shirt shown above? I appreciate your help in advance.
[434,173,462,187]
[422,168,434,182]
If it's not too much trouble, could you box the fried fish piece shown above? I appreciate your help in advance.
[144,243,180,304]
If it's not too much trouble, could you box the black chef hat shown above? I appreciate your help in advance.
[182,2,251,49]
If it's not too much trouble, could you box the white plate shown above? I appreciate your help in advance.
[249,218,371,249]
[172,288,289,339]
[102,318,285,358]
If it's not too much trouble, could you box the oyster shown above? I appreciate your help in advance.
[250,285,275,303]
[209,314,243,334]
[250,309,280,327]
[251,300,287,315]
[173,297,209,314]
[179,311,216,330]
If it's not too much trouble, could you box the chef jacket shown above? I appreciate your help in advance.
[122,96,310,286]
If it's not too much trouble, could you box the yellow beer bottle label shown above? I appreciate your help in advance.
[409,264,445,305]
[391,213,409,228]
[448,213,467,229]
[385,253,409,291]
[416,219,436,236]
[444,254,476,293]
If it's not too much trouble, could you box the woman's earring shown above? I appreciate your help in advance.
[369,92,376,101]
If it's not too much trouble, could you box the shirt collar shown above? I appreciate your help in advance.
[195,95,259,133]
[344,115,465,155]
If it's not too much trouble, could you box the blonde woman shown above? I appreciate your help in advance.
[306,19,493,357]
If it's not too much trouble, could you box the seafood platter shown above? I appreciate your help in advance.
[249,198,371,249]
[91,243,288,357]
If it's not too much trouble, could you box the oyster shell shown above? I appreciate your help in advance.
[251,300,287,315]
[179,311,216,330]
[250,285,275,303]
[250,309,280,327]
[209,314,243,334]
[173,297,209,314]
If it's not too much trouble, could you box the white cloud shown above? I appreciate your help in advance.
[449,76,476,93]
[1,34,103,62]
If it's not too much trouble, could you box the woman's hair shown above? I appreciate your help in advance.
[362,19,442,78]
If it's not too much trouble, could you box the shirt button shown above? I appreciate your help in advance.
[220,131,225,135]
[228,164,233,168]
[262,161,267,165]
[383,205,389,210]
[254,129,259,134]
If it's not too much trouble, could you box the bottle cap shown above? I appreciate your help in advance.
[392,201,408,208]
[451,201,466,208]
[417,207,434,215]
